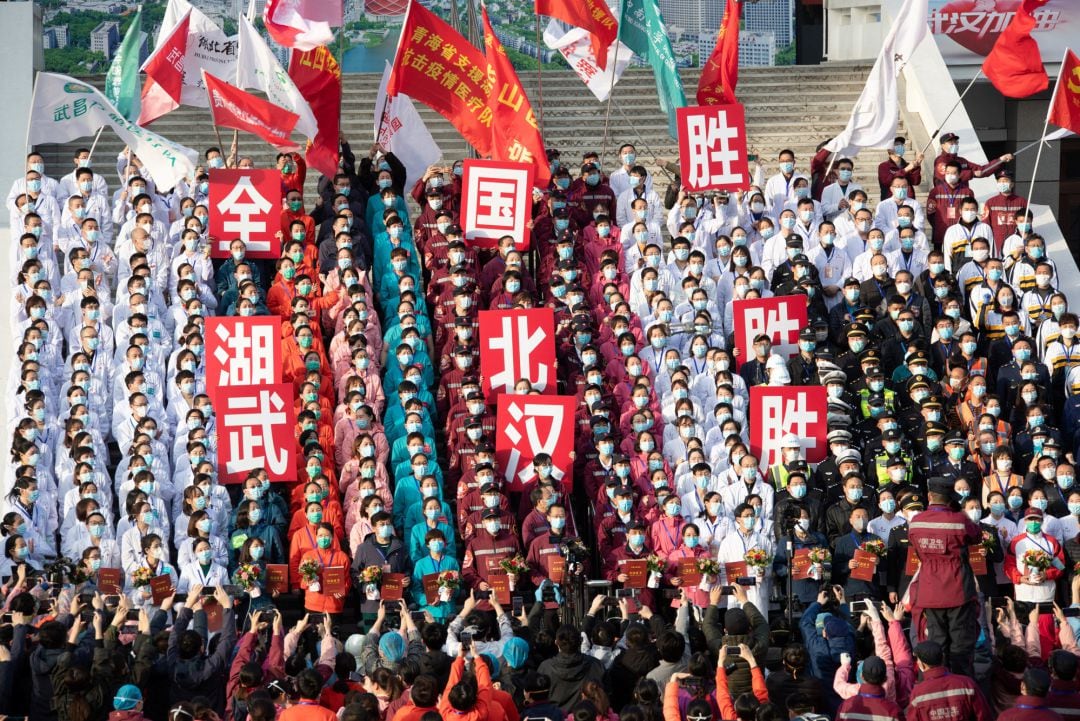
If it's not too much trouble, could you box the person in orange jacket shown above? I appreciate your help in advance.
[299,523,351,615]
[267,257,299,318]
[437,643,494,721]
[288,479,345,541]
[289,503,342,591]
[281,187,315,239]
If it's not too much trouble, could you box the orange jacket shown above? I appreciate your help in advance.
[289,523,342,591]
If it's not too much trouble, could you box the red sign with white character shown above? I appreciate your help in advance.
[495,394,576,491]
[676,104,750,192]
[749,386,828,469]
[731,296,808,368]
[479,309,556,396]
[208,169,282,258]
[217,383,296,483]
[459,159,535,250]
[205,317,282,403]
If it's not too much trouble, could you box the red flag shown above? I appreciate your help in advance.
[698,0,740,106]
[387,1,493,158]
[137,10,190,126]
[1049,49,1080,136]
[981,0,1049,98]
[203,71,299,151]
[482,7,550,187]
[264,0,339,51]
[534,0,618,71]
[289,46,342,179]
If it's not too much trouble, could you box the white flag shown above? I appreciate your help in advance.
[30,73,197,190]
[236,14,318,140]
[825,0,929,158]
[374,62,442,191]
[152,0,238,109]
[543,20,631,102]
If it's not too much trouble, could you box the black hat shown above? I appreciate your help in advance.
[940,132,959,144]
[844,276,861,287]
[995,169,1014,180]
[900,493,925,511]
[861,656,887,684]
[906,349,929,364]
[481,508,502,520]
[799,327,816,340]
[480,481,499,494]
[927,476,953,496]
[924,420,947,434]
[626,519,646,531]
[786,237,804,248]
[882,428,902,441]
[847,322,868,337]
[944,430,965,445]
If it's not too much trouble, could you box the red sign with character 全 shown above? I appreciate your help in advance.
[748,386,828,470]
[216,383,297,483]
[676,104,750,192]
[459,159,535,250]
[495,394,576,491]
[479,309,556,396]
[208,169,282,259]
[731,295,808,368]
[204,317,282,403]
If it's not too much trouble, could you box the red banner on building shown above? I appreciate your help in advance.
[204,70,299,151]
[460,159,535,250]
[205,316,282,400]
[748,386,828,469]
[479,309,556,396]
[387,1,493,158]
[676,104,750,192]
[731,295,808,367]
[217,383,297,483]
[495,394,576,491]
[288,46,342,180]
[207,169,282,258]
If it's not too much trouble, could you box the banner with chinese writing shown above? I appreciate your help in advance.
[479,309,556,396]
[205,316,282,401]
[928,0,1079,66]
[460,159,535,250]
[748,386,828,469]
[203,71,300,151]
[288,46,342,180]
[495,394,576,491]
[207,169,282,258]
[731,296,808,367]
[217,383,296,483]
[676,104,750,192]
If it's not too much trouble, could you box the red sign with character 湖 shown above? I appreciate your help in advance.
[459,159,535,250]
[731,296,808,368]
[204,316,282,403]
[208,169,282,259]
[479,309,556,396]
[495,394,576,491]
[676,104,750,192]
[748,386,828,470]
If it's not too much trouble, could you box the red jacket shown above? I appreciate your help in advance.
[908,667,994,721]
[907,505,981,608]
[837,684,902,721]
[1048,679,1080,718]
[437,656,492,721]
[997,695,1065,721]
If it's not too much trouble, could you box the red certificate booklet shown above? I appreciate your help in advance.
[422,574,440,605]
[488,573,512,605]
[968,546,988,576]
[322,566,346,594]
[98,568,122,595]
[265,565,288,594]
[381,573,405,601]
[850,550,879,582]
[904,547,920,576]
[725,561,748,583]
[548,557,567,585]
[678,558,702,586]
[149,575,174,605]
[623,559,648,589]
[792,549,813,581]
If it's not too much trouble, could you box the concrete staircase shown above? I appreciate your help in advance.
[35,62,895,200]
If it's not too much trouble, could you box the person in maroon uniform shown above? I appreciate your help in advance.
[1047,649,1080,719]
[835,656,902,721]
[907,640,993,721]
[998,668,1066,721]
[877,136,924,201]
[461,507,522,610]
[932,131,1013,184]
[981,170,1028,257]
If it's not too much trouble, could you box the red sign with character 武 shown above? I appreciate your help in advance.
[676,104,750,192]
[748,386,828,470]
[731,295,808,369]
[204,316,282,404]
[460,159,535,250]
[479,308,556,396]
[495,394,576,491]
[208,169,282,259]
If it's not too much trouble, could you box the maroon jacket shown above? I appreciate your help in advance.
[997,695,1065,721]
[461,529,522,590]
[836,684,902,721]
[1048,680,1080,718]
[908,667,994,721]
[907,504,982,608]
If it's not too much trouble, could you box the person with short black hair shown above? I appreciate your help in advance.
[907,640,992,721]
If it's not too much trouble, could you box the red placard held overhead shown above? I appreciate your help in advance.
[208,169,282,259]
[479,309,556,396]
[495,394,576,491]
[731,296,808,368]
[748,386,828,470]
[216,383,297,483]
[676,104,751,192]
[204,317,282,403]
[460,159,535,250]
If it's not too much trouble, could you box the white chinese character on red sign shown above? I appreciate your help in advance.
[741,302,802,359]
[212,321,277,386]
[222,388,289,476]
[460,160,534,249]
[486,314,550,393]
[215,176,273,251]
[677,105,750,193]
[502,399,567,485]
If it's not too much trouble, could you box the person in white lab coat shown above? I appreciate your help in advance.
[717,502,775,611]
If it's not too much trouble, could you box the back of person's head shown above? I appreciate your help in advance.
[350,694,381,721]
[1024,667,1052,698]
[178,629,203,660]
[238,662,263,691]
[333,653,356,693]
[410,674,439,708]
[418,713,441,721]
[296,668,323,700]
[634,678,660,706]
[340,701,374,721]
[1050,649,1078,681]
[1000,643,1028,673]
[860,656,887,686]
[591,620,615,647]
[782,644,809,676]
[658,630,684,662]
[10,592,35,616]
[786,692,817,717]
[687,652,711,679]
[555,623,579,654]
[37,621,66,649]
[64,665,93,721]
[625,624,648,649]
[448,675,478,712]
[754,702,785,721]
[284,652,308,678]
[734,692,761,721]
[619,705,647,721]
[248,698,276,721]
[523,672,551,702]
[685,699,714,721]
[421,622,447,650]
[913,640,944,669]
[571,700,599,721]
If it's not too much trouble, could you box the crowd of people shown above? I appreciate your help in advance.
[0,123,1077,721]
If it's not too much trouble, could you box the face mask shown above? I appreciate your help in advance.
[846,488,863,502]
[1026,520,1043,534]
[316,536,332,549]
[789,484,807,500]
[892,187,908,200]
[307,510,323,524]
[89,525,104,539]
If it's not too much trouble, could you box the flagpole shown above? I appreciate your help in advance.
[600,35,621,164]
[86,126,106,164]
[1023,51,1064,231]
[535,13,545,135]
[918,69,982,156]
[1012,137,1048,156]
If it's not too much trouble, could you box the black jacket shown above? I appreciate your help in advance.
[536,652,604,712]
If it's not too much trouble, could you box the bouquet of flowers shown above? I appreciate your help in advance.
[981,530,997,552]
[299,559,321,592]
[745,548,771,577]
[131,566,153,589]
[1023,549,1052,583]
[499,556,529,590]
[437,570,460,603]
[808,548,832,565]
[644,554,665,588]
[233,563,262,597]
[697,558,721,591]
[860,539,887,558]
[360,565,383,600]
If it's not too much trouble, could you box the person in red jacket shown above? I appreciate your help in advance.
[998,668,1064,721]
[907,477,982,678]
[298,522,351,615]
[835,656,902,721]
[1047,650,1080,719]
[907,640,993,721]
[437,643,493,721]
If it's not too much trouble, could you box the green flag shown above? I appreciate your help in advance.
[105,6,144,121]
[618,0,687,138]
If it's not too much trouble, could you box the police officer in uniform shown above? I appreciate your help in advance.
[885,491,924,605]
